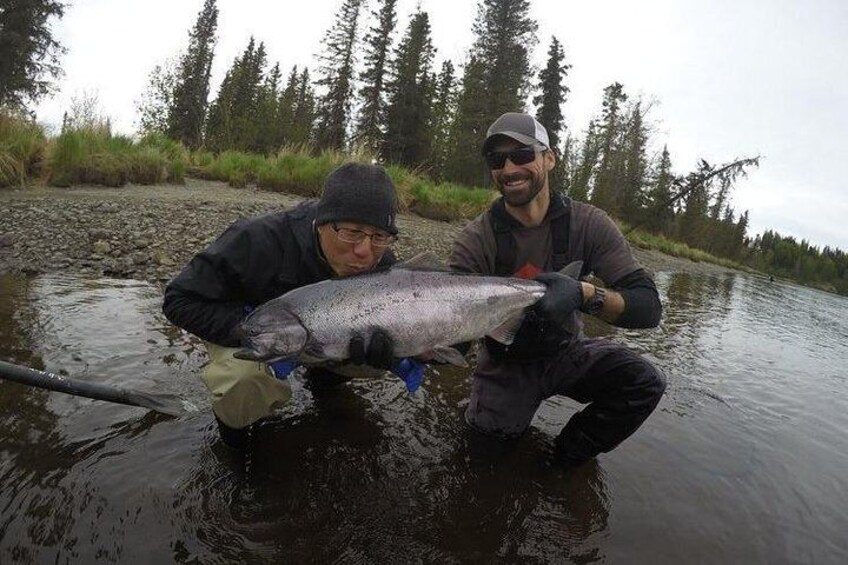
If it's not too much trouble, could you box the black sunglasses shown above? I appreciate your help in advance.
[485,146,545,170]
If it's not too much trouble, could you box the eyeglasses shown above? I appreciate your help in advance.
[330,223,396,248]
[485,146,545,170]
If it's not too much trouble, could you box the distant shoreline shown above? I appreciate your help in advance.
[0,179,735,283]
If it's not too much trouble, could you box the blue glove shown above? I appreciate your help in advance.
[391,358,427,393]
[268,359,297,380]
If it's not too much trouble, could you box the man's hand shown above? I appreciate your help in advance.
[349,328,395,370]
[533,272,585,324]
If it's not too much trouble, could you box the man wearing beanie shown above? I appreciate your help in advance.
[449,112,666,466]
[163,162,404,450]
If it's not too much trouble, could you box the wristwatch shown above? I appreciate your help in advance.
[582,286,607,315]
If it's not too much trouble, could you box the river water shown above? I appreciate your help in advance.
[0,270,846,563]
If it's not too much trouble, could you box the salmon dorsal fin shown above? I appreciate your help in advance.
[396,252,450,272]
[559,260,584,279]
[487,312,526,345]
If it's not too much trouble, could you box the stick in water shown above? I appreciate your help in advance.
[0,359,196,417]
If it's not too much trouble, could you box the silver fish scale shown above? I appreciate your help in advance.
[282,269,546,361]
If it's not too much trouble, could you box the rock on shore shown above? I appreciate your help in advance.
[0,180,466,283]
[0,179,731,283]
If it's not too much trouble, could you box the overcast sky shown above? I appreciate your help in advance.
[34,0,848,251]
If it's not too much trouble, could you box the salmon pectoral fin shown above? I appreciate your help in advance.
[301,341,329,363]
[233,347,263,361]
[396,252,450,272]
[487,312,526,345]
[427,346,469,367]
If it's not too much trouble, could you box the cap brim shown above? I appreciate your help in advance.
[481,132,545,155]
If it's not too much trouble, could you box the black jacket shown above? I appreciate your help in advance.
[162,200,395,347]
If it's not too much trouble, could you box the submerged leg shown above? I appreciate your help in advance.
[202,341,293,450]
[551,338,666,464]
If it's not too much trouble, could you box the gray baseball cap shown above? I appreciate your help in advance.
[482,112,550,155]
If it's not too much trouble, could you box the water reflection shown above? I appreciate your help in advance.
[0,274,56,443]
[1,272,847,562]
[162,378,611,563]
[654,272,736,353]
[427,430,610,563]
[0,275,67,562]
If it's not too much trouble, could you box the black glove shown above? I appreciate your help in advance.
[349,329,395,370]
[533,272,585,325]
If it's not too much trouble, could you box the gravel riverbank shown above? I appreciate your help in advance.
[1,179,733,283]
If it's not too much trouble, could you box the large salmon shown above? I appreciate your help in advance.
[234,254,582,366]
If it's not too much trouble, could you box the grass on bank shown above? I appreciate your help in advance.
[1,110,744,273]
[0,111,46,188]
[622,222,751,271]
[189,146,496,221]
[0,109,189,188]
[192,147,346,196]
[48,128,188,187]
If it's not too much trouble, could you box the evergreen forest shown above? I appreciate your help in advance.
[2,0,846,295]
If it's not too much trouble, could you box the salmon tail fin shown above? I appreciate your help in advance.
[559,260,584,279]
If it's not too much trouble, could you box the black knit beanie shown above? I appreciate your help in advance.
[315,162,398,235]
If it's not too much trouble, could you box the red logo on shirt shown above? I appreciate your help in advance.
[514,263,543,279]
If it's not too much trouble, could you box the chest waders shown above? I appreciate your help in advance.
[485,193,577,360]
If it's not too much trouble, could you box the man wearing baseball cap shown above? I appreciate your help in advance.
[449,112,666,466]
[164,162,411,450]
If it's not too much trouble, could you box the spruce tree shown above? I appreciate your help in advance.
[591,82,628,215]
[314,0,364,150]
[205,67,237,152]
[733,210,750,259]
[277,66,300,145]
[711,205,737,257]
[570,120,601,201]
[556,132,577,195]
[677,160,712,247]
[534,36,570,191]
[645,145,675,234]
[428,60,456,178]
[620,99,649,224]
[471,0,538,121]
[709,175,730,221]
[233,39,267,151]
[0,0,66,108]
[255,62,282,153]
[673,157,759,248]
[382,10,435,166]
[205,37,267,152]
[533,36,570,151]
[290,68,317,147]
[166,0,218,148]
[444,56,489,186]
[355,0,397,151]
[444,0,538,185]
